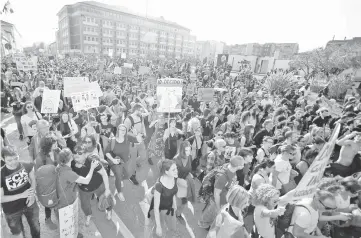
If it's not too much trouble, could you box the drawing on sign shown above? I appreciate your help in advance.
[41,90,61,114]
[59,198,79,238]
[156,78,183,113]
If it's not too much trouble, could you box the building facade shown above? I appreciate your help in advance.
[195,40,225,63]
[56,1,196,59]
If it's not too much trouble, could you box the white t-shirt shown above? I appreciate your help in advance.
[21,112,41,137]
[254,205,276,238]
[270,155,291,189]
[290,199,319,236]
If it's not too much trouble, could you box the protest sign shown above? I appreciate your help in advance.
[123,63,133,68]
[59,198,79,238]
[108,49,113,57]
[147,76,157,91]
[190,73,197,81]
[114,67,122,74]
[139,66,151,75]
[63,77,91,97]
[156,78,183,113]
[89,82,103,97]
[15,56,38,71]
[41,90,61,113]
[289,123,341,201]
[121,53,126,59]
[197,88,214,101]
[71,91,99,112]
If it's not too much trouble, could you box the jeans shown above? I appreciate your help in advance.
[4,202,40,238]
[45,207,51,219]
[14,115,24,136]
[129,142,149,183]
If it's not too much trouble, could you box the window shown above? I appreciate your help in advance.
[92,37,95,41]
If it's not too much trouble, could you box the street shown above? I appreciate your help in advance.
[1,113,209,238]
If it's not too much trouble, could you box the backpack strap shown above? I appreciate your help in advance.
[288,204,312,231]
[110,138,116,152]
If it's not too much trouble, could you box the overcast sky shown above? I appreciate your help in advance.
[2,0,361,52]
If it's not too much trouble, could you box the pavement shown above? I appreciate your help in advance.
[1,111,209,238]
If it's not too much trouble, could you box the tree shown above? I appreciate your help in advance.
[289,42,361,79]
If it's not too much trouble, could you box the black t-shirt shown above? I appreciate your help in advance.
[1,162,33,214]
[71,158,102,192]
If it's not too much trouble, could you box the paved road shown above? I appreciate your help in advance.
[1,112,209,238]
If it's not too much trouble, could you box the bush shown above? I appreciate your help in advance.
[328,75,353,100]
[264,73,296,95]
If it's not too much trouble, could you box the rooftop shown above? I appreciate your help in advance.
[57,1,190,31]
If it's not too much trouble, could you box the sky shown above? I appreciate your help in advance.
[2,0,361,52]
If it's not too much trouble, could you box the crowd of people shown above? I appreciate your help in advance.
[1,54,361,238]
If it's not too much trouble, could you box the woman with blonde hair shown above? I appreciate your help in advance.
[252,184,286,238]
[207,185,250,238]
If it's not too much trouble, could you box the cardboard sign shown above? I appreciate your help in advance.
[15,56,38,71]
[139,66,151,75]
[197,88,214,102]
[41,90,61,114]
[156,78,183,113]
[71,91,99,112]
[114,67,122,74]
[59,198,79,238]
[290,123,341,201]
[123,63,133,68]
[89,82,103,97]
[63,77,91,97]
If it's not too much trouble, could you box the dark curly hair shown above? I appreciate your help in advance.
[39,135,56,165]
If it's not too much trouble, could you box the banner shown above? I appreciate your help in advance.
[156,78,183,113]
[41,90,61,113]
[289,123,341,201]
[59,198,79,238]
[197,88,214,102]
[139,66,151,75]
[71,91,99,112]
[63,77,91,97]
[114,67,122,74]
[15,56,38,71]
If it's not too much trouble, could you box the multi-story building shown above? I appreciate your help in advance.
[56,1,196,59]
[195,40,225,63]
[325,37,361,57]
[260,43,299,59]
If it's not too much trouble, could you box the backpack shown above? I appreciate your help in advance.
[276,203,310,238]
[125,115,142,132]
[35,164,59,208]
[198,163,228,203]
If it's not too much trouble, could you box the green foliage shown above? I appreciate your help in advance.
[264,73,297,95]
[328,75,353,99]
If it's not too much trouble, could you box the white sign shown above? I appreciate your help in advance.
[15,56,38,71]
[123,63,133,68]
[290,123,341,201]
[63,77,91,97]
[156,78,183,113]
[89,82,103,97]
[108,49,113,57]
[71,91,99,112]
[121,53,126,59]
[59,198,79,238]
[41,90,61,113]
[114,67,122,74]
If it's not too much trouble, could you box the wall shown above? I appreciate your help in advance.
[274,60,291,70]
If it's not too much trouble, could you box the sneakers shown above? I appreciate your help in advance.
[148,158,154,165]
[85,215,91,226]
[176,214,186,226]
[129,175,139,185]
[45,218,57,230]
[116,192,125,202]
